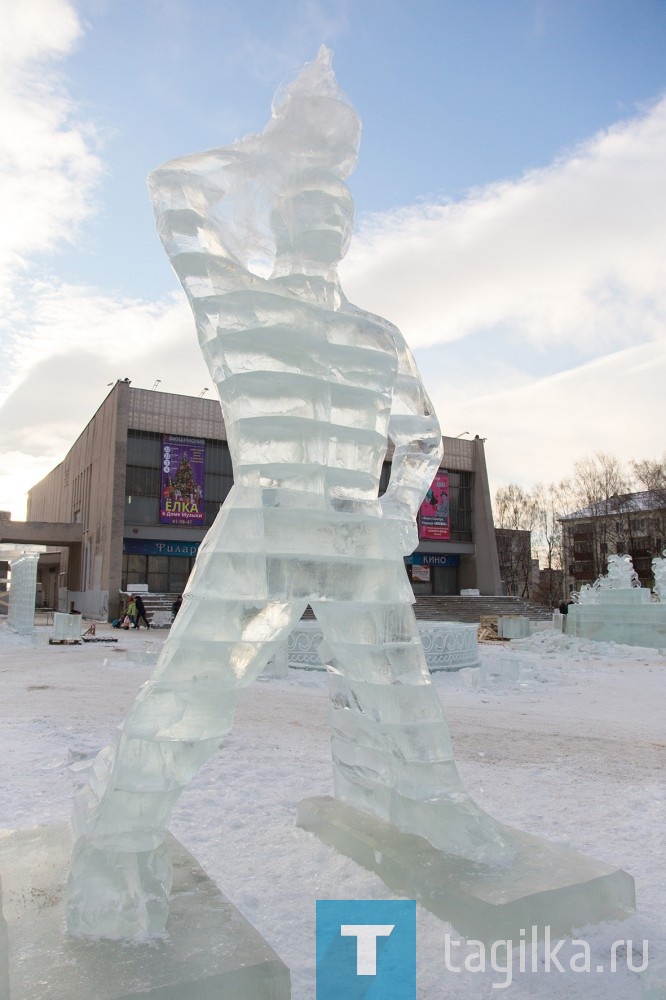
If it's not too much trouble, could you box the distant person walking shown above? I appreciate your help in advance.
[134,595,150,629]
[171,594,183,621]
[126,597,137,628]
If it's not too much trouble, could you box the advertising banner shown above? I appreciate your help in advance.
[160,435,205,525]
[419,471,451,541]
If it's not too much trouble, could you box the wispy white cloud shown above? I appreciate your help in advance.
[343,95,666,355]
[339,94,666,493]
[0,0,81,66]
[0,1,212,517]
[442,340,666,492]
[0,286,208,514]
[0,0,102,373]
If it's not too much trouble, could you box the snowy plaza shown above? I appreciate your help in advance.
[1,5,666,997]
[1,621,663,998]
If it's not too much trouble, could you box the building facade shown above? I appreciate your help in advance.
[561,490,666,595]
[28,382,501,620]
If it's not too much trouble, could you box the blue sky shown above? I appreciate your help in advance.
[1,0,665,517]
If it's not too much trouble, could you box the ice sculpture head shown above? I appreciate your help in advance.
[272,168,355,268]
[268,45,361,180]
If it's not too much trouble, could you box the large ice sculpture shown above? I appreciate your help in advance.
[568,552,666,647]
[67,49,632,942]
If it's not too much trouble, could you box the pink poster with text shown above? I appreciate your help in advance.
[419,471,450,540]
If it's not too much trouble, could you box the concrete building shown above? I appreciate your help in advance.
[561,490,666,595]
[26,381,501,620]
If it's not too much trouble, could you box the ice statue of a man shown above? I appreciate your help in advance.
[67,48,512,939]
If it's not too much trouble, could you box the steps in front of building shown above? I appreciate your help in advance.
[302,594,553,624]
[412,595,553,623]
[133,593,553,627]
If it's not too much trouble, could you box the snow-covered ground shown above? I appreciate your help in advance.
[0,621,664,998]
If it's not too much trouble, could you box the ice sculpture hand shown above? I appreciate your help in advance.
[380,494,419,556]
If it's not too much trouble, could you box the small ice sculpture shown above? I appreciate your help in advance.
[652,551,666,601]
[67,47,513,939]
[607,553,641,589]
[574,553,640,605]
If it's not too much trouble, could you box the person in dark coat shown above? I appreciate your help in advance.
[134,594,151,629]
[171,594,183,621]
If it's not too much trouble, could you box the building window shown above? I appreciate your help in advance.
[125,431,162,525]
[122,553,195,593]
[125,495,160,525]
[125,431,233,527]
[448,470,473,541]
[126,434,161,467]
[126,466,161,497]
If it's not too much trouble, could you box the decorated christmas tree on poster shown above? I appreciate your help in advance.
[174,453,196,500]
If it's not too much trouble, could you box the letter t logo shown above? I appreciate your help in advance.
[340,924,394,975]
[316,900,416,999]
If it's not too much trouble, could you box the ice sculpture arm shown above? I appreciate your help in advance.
[148,148,271,296]
[380,328,443,553]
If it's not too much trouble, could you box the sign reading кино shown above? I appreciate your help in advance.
[160,435,205,525]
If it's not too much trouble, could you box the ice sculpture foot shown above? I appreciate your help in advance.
[67,839,172,939]
[390,793,517,865]
[298,796,636,944]
[334,773,516,864]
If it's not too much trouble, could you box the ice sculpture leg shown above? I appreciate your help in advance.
[68,507,307,939]
[312,597,515,864]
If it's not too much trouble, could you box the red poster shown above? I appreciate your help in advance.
[419,471,450,540]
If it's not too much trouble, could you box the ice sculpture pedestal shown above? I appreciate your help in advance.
[286,621,480,672]
[297,796,635,945]
[0,825,290,1000]
[568,588,666,649]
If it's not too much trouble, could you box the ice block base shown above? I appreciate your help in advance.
[297,795,635,945]
[0,825,290,1000]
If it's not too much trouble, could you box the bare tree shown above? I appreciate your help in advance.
[532,482,564,605]
[494,485,538,598]
[631,455,666,492]
[629,454,666,574]
[566,452,630,509]
[559,453,631,584]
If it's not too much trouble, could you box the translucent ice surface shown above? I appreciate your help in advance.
[576,553,642,604]
[569,553,666,647]
[652,550,666,601]
[7,552,39,635]
[67,48,514,938]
